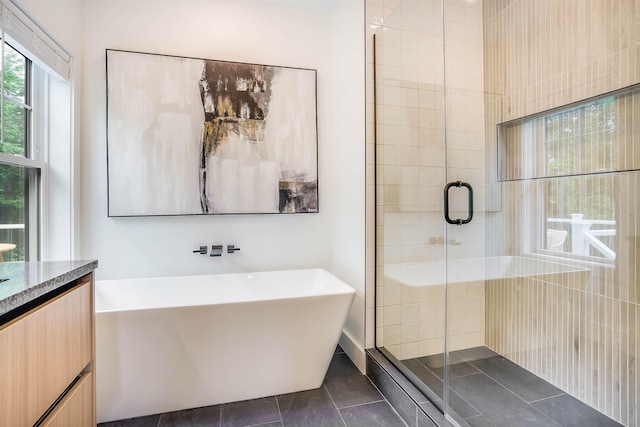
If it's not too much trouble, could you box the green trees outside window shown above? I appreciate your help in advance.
[0,43,30,262]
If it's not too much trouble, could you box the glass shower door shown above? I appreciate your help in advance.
[374,0,636,426]
[439,1,488,423]
[373,0,449,411]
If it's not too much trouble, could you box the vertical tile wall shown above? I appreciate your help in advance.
[483,1,640,425]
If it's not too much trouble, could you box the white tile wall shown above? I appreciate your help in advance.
[367,0,486,359]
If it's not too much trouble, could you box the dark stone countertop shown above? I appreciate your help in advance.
[0,260,98,317]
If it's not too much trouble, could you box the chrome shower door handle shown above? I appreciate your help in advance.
[444,181,473,225]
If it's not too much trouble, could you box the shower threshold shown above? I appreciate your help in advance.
[390,346,622,427]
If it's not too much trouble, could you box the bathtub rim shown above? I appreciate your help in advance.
[95,267,356,314]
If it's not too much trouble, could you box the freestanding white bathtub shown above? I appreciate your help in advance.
[95,268,355,423]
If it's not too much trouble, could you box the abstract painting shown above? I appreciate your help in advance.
[106,49,318,216]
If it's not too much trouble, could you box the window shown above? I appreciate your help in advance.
[0,42,39,262]
[544,97,615,177]
[543,100,616,260]
[497,84,639,262]
[497,85,638,182]
[0,0,74,262]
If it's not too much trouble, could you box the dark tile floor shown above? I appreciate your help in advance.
[98,347,408,427]
[403,346,623,427]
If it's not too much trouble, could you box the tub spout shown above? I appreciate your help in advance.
[210,245,223,257]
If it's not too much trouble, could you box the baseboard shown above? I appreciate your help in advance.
[339,331,366,374]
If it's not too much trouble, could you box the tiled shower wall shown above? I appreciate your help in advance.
[368,0,487,361]
[372,0,449,358]
[483,1,640,425]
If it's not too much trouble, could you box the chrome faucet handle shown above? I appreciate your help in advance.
[227,245,241,254]
[210,245,223,257]
[193,246,208,255]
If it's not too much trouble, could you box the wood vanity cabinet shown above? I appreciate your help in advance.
[0,273,96,427]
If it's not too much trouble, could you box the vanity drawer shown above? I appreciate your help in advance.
[40,372,94,427]
[0,282,92,427]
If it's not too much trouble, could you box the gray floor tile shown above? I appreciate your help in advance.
[98,414,161,427]
[449,373,557,426]
[450,347,498,363]
[450,372,525,414]
[417,408,438,427]
[278,387,344,427]
[324,353,383,408]
[221,397,280,427]
[99,352,423,427]
[464,415,494,427]
[417,353,462,370]
[447,390,480,419]
[470,356,563,403]
[428,361,480,380]
[339,401,406,427]
[417,352,481,380]
[403,359,478,419]
[406,348,622,427]
[403,359,443,396]
[418,402,444,427]
[488,405,561,427]
[531,394,623,427]
[158,405,220,426]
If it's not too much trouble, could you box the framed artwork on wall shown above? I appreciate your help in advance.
[106,49,318,216]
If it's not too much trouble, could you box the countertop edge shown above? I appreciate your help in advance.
[0,260,98,318]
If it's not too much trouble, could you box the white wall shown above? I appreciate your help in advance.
[18,0,367,371]
[80,0,330,280]
[79,0,367,365]
[330,0,366,371]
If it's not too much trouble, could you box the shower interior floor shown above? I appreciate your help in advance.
[402,346,622,427]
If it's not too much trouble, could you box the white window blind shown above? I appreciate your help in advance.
[0,0,70,81]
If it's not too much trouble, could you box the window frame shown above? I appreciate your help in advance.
[499,86,631,266]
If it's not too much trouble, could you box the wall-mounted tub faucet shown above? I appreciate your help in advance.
[210,245,223,257]
[227,245,241,254]
[193,246,208,255]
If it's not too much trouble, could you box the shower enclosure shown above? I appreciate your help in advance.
[371,1,638,426]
